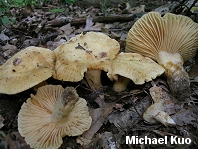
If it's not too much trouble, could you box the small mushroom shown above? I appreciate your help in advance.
[112,52,164,92]
[143,85,176,127]
[125,12,198,99]
[18,85,92,149]
[53,32,120,90]
[0,46,55,94]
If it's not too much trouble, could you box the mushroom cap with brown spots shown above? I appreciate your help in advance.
[0,46,55,94]
[53,32,120,81]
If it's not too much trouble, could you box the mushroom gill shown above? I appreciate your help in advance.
[126,12,198,100]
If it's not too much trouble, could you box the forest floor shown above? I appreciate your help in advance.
[1,0,198,149]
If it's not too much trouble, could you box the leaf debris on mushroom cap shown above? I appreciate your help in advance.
[112,52,165,84]
[126,12,198,62]
[53,32,120,81]
[18,85,92,149]
[0,46,55,94]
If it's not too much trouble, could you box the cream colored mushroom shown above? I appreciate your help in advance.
[0,46,55,94]
[18,85,92,149]
[112,52,164,92]
[126,12,198,100]
[143,85,176,127]
[53,32,120,90]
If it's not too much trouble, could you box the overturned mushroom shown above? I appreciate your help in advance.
[0,46,55,94]
[112,52,164,92]
[53,32,120,90]
[143,85,176,127]
[126,12,198,100]
[18,85,92,149]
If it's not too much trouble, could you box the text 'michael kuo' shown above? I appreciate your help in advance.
[126,136,192,145]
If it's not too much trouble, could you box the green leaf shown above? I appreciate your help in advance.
[65,0,75,5]
[15,0,24,6]
[1,16,9,25]
[1,16,15,25]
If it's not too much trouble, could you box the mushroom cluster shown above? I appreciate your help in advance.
[0,32,120,94]
[1,19,197,148]
[18,85,92,149]
[125,12,198,99]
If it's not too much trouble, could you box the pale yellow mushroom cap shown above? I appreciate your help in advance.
[53,32,120,81]
[18,85,92,149]
[53,42,87,82]
[112,52,165,84]
[0,46,55,94]
[126,12,198,62]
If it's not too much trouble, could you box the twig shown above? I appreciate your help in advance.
[47,14,136,27]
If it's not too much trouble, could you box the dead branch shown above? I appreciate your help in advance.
[47,14,136,27]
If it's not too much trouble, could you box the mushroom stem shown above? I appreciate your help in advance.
[154,111,176,127]
[113,75,131,92]
[85,69,102,90]
[33,80,48,91]
[51,87,79,123]
[157,51,190,100]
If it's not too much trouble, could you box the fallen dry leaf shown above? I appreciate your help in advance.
[2,44,18,58]
[0,131,7,149]
[77,95,115,147]
[154,4,171,15]
[0,55,5,65]
[108,95,151,132]
[5,132,31,149]
[189,59,198,82]
[0,115,4,129]
[57,23,75,41]
[83,17,94,31]
[46,39,66,50]
[90,22,105,31]
[0,33,9,42]
[172,109,198,127]
[92,132,117,149]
